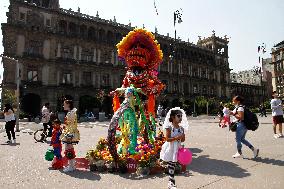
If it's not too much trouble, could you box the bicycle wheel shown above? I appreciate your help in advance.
[34,129,46,142]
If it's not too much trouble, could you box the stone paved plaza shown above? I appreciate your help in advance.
[0,115,283,189]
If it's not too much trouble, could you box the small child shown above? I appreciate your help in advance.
[220,103,231,128]
[50,119,63,169]
[160,107,189,189]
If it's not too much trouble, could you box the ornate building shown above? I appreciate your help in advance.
[271,40,284,97]
[1,0,231,116]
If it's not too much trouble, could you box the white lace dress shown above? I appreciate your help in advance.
[160,125,184,162]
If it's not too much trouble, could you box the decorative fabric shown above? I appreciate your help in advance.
[60,108,80,144]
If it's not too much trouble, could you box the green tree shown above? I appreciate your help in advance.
[195,96,207,114]
[1,89,17,108]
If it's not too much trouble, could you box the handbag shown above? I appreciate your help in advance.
[229,122,237,132]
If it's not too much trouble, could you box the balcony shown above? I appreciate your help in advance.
[21,80,42,87]
[59,83,74,87]
[22,52,43,59]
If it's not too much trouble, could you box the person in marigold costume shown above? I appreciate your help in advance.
[50,119,63,169]
[60,99,80,172]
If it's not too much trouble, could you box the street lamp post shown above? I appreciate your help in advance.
[253,66,263,105]
[173,9,182,97]
[0,55,20,132]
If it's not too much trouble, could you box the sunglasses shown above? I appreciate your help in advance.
[176,114,182,118]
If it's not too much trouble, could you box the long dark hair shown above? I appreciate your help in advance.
[64,99,74,110]
[4,104,14,113]
[233,95,244,104]
[169,109,182,122]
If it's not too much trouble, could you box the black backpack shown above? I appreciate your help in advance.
[240,105,259,131]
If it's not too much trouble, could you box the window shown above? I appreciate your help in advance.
[102,74,110,86]
[81,52,92,62]
[26,40,42,56]
[202,86,207,94]
[83,72,92,85]
[62,73,72,84]
[19,12,26,21]
[62,48,72,59]
[193,85,198,93]
[46,18,51,27]
[173,81,178,92]
[276,54,280,61]
[28,70,38,81]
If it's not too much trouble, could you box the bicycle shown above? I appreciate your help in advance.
[34,113,58,142]
[34,123,52,142]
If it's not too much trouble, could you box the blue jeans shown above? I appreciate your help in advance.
[236,121,253,153]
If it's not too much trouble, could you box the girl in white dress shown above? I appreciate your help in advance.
[160,107,189,189]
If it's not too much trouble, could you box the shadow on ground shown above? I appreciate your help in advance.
[58,169,101,181]
[0,142,20,146]
[249,156,284,167]
[189,154,250,178]
[187,148,250,178]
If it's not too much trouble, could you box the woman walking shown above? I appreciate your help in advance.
[4,104,16,144]
[230,96,259,158]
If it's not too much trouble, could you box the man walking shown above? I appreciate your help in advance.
[270,91,283,138]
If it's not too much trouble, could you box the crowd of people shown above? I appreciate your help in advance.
[1,91,284,189]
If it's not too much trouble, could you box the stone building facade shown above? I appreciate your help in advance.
[1,0,231,116]
[271,40,284,97]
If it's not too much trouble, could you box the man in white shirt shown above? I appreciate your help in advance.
[270,91,283,138]
[42,103,52,137]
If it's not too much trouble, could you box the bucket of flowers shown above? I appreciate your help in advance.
[136,155,151,176]
[86,137,108,172]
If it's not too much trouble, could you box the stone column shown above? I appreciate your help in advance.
[56,43,61,57]
[93,48,96,62]
[98,49,101,64]
[78,46,82,60]
[43,40,50,59]
[73,46,77,60]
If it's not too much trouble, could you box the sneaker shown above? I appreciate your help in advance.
[168,182,177,189]
[232,152,243,158]
[63,165,75,172]
[253,148,259,158]
[6,140,12,144]
[63,159,76,172]
[274,134,280,139]
[277,133,283,138]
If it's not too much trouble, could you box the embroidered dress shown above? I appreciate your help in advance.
[60,108,80,144]
[160,125,184,162]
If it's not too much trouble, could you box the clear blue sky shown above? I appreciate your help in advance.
[0,0,284,75]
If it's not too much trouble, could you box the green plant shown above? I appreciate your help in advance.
[1,89,17,108]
